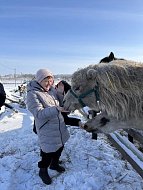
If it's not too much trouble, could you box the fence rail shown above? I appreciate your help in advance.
[108,131,143,179]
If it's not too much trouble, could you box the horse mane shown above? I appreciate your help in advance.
[93,60,143,120]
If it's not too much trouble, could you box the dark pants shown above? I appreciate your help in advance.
[38,146,64,168]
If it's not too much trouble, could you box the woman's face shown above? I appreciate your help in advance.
[40,76,54,91]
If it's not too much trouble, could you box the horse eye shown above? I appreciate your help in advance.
[74,87,80,91]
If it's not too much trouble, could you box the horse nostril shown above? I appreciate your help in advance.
[84,125,88,130]
[100,117,110,126]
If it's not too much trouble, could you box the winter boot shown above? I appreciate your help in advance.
[39,168,52,185]
[50,164,65,173]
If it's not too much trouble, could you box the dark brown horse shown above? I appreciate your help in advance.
[99,52,125,63]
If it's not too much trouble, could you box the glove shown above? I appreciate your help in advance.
[78,121,85,129]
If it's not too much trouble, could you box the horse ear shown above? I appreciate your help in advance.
[86,69,97,79]
[109,52,114,59]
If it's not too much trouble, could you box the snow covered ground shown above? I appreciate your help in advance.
[0,85,143,190]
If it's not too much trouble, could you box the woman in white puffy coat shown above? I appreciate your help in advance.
[26,69,70,185]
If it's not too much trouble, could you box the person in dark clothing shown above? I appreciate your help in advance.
[56,80,71,94]
[56,80,81,126]
[0,82,6,109]
[51,80,80,126]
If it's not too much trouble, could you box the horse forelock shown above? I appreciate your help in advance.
[71,66,95,87]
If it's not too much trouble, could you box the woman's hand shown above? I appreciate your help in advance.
[78,121,85,129]
[57,106,70,113]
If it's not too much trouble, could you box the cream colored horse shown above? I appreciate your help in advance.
[64,60,143,133]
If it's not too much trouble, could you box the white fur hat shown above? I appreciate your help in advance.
[35,69,53,83]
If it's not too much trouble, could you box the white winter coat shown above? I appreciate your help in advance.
[26,80,70,153]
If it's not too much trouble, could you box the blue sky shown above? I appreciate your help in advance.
[0,0,143,75]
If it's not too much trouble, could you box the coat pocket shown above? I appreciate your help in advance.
[39,120,49,130]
